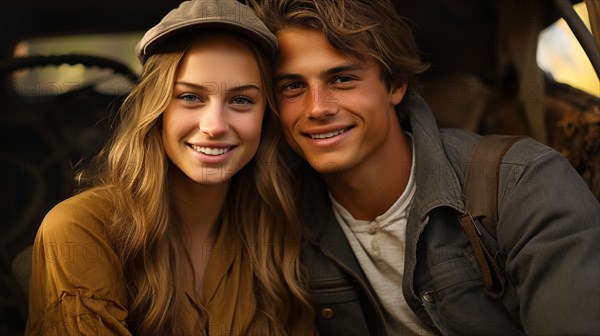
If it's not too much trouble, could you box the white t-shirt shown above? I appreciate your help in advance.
[330,136,434,336]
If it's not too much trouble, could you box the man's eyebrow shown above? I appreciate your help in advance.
[323,64,365,76]
[274,63,365,82]
[174,81,261,93]
[274,73,302,82]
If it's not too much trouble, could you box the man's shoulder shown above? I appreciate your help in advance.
[433,128,481,180]
[436,128,557,175]
[438,128,481,159]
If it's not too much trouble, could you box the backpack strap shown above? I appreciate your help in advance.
[459,134,528,299]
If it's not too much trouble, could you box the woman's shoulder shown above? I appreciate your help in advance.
[28,187,130,335]
[38,187,115,244]
[51,186,113,212]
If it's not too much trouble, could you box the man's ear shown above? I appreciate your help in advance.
[390,82,407,105]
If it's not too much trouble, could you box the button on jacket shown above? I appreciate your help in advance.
[297,92,600,335]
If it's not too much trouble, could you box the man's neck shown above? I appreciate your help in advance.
[323,127,413,221]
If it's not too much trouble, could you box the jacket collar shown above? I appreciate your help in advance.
[301,168,365,266]
[400,92,466,315]
[406,92,466,219]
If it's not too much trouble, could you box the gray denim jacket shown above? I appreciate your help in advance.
[298,93,600,336]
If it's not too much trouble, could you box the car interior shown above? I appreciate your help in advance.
[1,0,598,334]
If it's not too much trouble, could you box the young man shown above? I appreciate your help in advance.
[248,0,600,335]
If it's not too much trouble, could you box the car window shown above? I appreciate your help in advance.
[537,2,598,96]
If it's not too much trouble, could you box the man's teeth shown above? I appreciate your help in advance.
[310,128,347,139]
[191,145,230,156]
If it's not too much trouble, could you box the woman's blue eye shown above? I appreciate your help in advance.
[179,94,201,103]
[232,97,252,105]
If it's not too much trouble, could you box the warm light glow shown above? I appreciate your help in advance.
[537,3,599,96]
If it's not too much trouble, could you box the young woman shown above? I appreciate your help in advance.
[25,1,316,335]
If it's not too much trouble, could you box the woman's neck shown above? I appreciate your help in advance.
[170,168,230,295]
[170,167,229,235]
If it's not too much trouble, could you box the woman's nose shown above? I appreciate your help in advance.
[199,103,228,137]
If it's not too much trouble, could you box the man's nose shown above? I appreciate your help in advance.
[307,83,338,119]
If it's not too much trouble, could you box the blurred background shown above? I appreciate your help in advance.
[538,3,597,95]
[0,0,598,335]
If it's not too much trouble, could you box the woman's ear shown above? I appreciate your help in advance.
[390,82,407,105]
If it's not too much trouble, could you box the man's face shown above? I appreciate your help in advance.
[274,27,406,175]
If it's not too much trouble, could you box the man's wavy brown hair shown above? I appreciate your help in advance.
[245,0,429,89]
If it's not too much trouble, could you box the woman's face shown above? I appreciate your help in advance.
[162,33,265,185]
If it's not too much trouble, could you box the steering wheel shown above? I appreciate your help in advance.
[0,54,138,83]
[0,54,138,264]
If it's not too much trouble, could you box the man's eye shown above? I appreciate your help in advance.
[283,82,305,91]
[333,76,354,84]
[280,82,306,98]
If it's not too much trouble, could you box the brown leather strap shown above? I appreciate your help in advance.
[459,214,491,286]
[463,135,528,238]
[459,213,505,299]
[461,134,527,298]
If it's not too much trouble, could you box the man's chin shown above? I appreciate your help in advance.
[308,159,343,174]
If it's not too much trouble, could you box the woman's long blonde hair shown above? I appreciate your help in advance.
[79,33,315,335]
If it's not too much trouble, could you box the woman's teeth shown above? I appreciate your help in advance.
[190,145,230,156]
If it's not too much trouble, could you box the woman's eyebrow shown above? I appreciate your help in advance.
[174,81,261,93]
[227,84,262,94]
